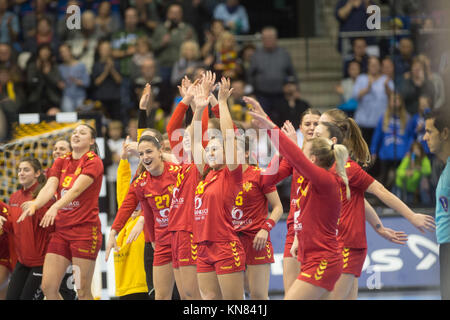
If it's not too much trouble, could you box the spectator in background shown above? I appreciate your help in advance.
[131,0,160,34]
[381,55,401,86]
[131,36,154,72]
[91,40,122,120]
[23,16,57,54]
[0,0,19,46]
[25,44,63,114]
[131,56,163,111]
[0,66,25,113]
[21,0,55,44]
[400,57,435,115]
[406,94,433,155]
[95,1,122,39]
[56,0,80,42]
[201,19,225,68]
[213,31,240,80]
[278,77,311,129]
[343,38,368,78]
[417,54,446,110]
[228,78,249,123]
[393,38,415,79]
[238,42,255,83]
[170,39,202,86]
[370,93,412,190]
[152,3,197,113]
[67,10,102,74]
[213,0,249,34]
[352,56,394,146]
[0,99,10,143]
[395,141,432,205]
[336,60,361,116]
[180,0,212,45]
[335,0,372,53]
[112,7,146,120]
[58,43,90,112]
[0,43,22,84]
[248,26,297,124]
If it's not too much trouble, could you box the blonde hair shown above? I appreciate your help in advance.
[310,137,351,200]
[180,40,200,60]
[215,31,236,52]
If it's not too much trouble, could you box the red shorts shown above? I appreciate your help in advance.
[153,243,172,266]
[171,231,197,269]
[298,257,343,292]
[196,240,246,275]
[340,247,367,278]
[238,232,274,265]
[283,225,296,258]
[47,223,102,261]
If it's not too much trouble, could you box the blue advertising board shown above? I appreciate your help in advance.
[268,216,440,293]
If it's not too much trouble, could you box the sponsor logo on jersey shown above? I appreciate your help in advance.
[439,196,448,212]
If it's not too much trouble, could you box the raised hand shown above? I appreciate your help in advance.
[243,96,268,118]
[282,120,298,144]
[249,111,276,130]
[192,82,209,111]
[217,77,233,102]
[177,76,192,98]
[200,70,217,98]
[139,83,152,111]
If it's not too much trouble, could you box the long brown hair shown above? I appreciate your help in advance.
[323,109,371,166]
[19,157,47,199]
[383,93,408,134]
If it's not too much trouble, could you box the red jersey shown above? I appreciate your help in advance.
[262,156,306,232]
[334,159,374,249]
[166,101,210,162]
[276,129,342,263]
[193,165,243,243]
[47,151,103,229]
[2,184,54,267]
[111,181,151,241]
[168,164,200,233]
[134,162,181,245]
[0,202,17,269]
[232,166,276,235]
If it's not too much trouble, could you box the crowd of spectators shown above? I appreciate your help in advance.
[0,0,309,215]
[1,0,447,210]
[335,0,449,206]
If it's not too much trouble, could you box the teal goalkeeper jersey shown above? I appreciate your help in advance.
[436,157,450,244]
